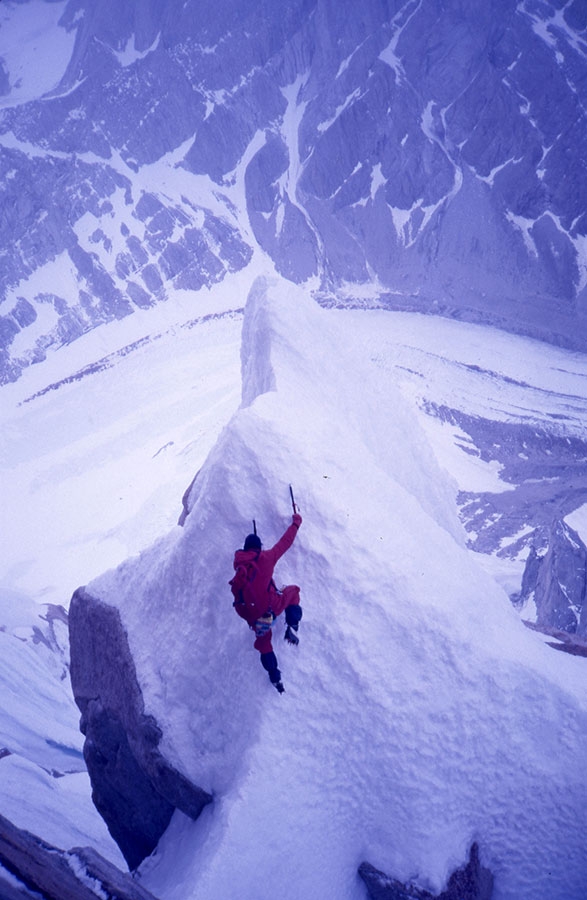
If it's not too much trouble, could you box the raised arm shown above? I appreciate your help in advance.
[266,514,302,565]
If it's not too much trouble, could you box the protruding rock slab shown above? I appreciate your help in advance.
[69,587,212,869]
[0,812,159,899]
[359,843,493,900]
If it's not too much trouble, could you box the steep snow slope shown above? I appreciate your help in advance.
[79,277,587,900]
[3,270,587,896]
[0,0,75,108]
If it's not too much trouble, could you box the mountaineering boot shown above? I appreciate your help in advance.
[284,625,299,646]
[260,651,284,692]
[284,604,302,645]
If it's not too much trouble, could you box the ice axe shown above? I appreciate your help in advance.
[289,484,298,515]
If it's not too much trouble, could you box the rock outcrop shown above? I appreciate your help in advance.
[69,588,212,870]
[0,811,159,899]
[518,519,587,636]
[523,620,587,658]
[359,844,493,900]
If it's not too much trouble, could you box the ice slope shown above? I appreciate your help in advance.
[82,277,587,900]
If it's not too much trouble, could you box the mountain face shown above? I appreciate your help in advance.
[1,0,587,384]
[3,3,587,893]
[428,404,587,634]
[516,519,587,635]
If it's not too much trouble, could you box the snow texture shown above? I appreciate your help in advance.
[0,627,124,867]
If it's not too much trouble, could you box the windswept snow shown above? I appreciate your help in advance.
[0,276,245,877]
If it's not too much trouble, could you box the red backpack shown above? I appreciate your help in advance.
[229,557,260,615]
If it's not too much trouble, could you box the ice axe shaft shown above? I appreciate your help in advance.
[253,519,257,535]
[289,484,297,514]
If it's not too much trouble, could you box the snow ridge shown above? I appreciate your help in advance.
[82,277,587,900]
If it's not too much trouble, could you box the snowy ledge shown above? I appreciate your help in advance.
[359,842,493,899]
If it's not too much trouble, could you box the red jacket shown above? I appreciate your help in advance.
[232,523,299,626]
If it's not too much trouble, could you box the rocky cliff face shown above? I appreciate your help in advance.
[68,588,212,870]
[518,519,587,636]
[1,0,586,383]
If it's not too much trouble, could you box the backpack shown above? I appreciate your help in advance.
[229,557,260,613]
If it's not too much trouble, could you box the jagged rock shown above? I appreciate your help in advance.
[521,519,587,636]
[69,588,212,869]
[0,812,159,899]
[513,546,543,608]
[523,620,587,658]
[70,846,159,900]
[359,843,493,900]
[81,701,176,870]
[178,470,199,526]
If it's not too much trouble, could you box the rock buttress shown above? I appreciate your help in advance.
[69,587,212,869]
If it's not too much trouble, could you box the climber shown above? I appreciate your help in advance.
[230,513,303,693]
